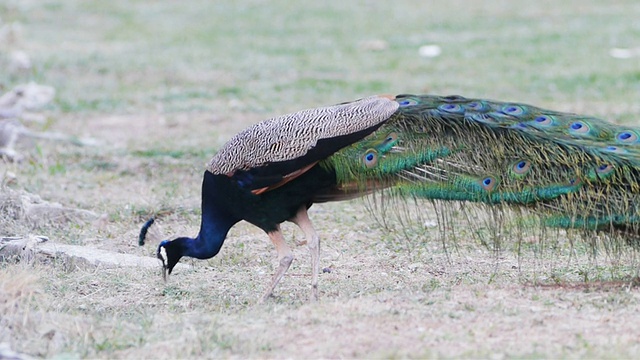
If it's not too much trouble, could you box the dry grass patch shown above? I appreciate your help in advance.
[1,0,640,357]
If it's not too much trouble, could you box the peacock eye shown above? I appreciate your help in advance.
[362,149,378,168]
[479,176,498,191]
[616,130,639,143]
[533,115,554,126]
[596,164,614,175]
[619,132,632,140]
[385,132,398,143]
[603,145,627,154]
[398,99,417,106]
[568,121,590,134]
[502,105,524,116]
[512,160,531,175]
[439,103,463,113]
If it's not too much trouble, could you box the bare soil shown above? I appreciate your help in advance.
[2,113,640,359]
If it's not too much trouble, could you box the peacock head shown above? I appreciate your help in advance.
[157,239,185,280]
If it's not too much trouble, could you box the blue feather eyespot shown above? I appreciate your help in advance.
[616,130,639,144]
[510,123,528,130]
[602,145,628,154]
[384,132,398,143]
[568,121,590,135]
[502,105,524,116]
[596,164,614,175]
[532,115,554,126]
[397,99,418,107]
[467,102,480,109]
[466,101,490,112]
[362,149,378,168]
[438,103,464,113]
[586,163,615,182]
[511,160,532,175]
[373,132,399,153]
[479,176,498,191]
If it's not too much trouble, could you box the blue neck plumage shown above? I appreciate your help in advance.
[180,171,240,260]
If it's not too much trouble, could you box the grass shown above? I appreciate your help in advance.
[2,0,640,358]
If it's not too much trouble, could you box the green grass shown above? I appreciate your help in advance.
[5,0,639,117]
[2,0,640,358]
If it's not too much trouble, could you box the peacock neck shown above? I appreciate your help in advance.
[181,171,240,260]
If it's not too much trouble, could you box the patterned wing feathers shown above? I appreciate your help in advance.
[207,95,399,176]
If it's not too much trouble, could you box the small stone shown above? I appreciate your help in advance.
[423,220,438,228]
[610,47,640,59]
[418,44,442,58]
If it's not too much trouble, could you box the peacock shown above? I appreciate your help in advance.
[139,94,640,301]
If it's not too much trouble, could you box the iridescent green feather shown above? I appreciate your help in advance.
[322,94,640,237]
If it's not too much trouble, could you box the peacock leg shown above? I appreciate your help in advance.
[291,206,320,302]
[261,225,294,302]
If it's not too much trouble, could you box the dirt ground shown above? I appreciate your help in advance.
[2,0,640,358]
[2,113,640,359]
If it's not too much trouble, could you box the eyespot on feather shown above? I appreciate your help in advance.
[532,115,555,127]
[596,164,614,176]
[568,178,582,186]
[466,101,489,111]
[602,146,628,154]
[384,132,398,143]
[397,98,418,107]
[362,149,378,168]
[511,160,532,176]
[568,121,590,135]
[616,130,639,144]
[438,103,464,113]
[502,105,525,116]
[587,163,615,182]
[373,132,399,153]
[479,176,498,191]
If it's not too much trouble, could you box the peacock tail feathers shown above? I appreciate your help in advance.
[323,94,640,238]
